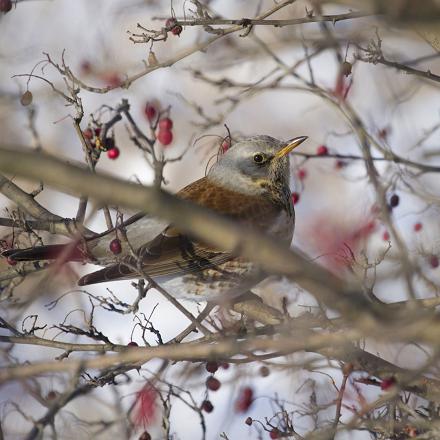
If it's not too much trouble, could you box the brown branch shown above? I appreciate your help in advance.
[172,11,371,28]
[0,145,377,322]
[68,0,299,93]
[357,54,440,84]
[0,174,94,237]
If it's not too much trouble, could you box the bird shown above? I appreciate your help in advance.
[3,135,308,302]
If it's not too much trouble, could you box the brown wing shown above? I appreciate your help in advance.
[78,177,286,286]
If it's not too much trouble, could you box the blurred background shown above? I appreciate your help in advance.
[1,0,440,439]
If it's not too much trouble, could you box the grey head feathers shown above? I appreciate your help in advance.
[208,135,291,196]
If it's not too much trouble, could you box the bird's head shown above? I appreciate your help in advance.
[208,135,308,195]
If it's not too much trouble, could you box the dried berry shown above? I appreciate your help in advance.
[6,256,17,266]
[259,366,270,377]
[171,25,183,36]
[270,429,280,439]
[144,104,157,122]
[201,400,214,413]
[206,376,221,391]
[109,238,122,254]
[389,194,399,208]
[20,91,33,106]
[83,128,93,140]
[206,361,219,374]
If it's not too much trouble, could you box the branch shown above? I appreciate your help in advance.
[357,54,440,84]
[172,11,371,28]
[69,0,299,93]
[0,174,94,237]
[0,145,377,321]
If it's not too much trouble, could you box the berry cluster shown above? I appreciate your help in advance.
[143,102,175,147]
[200,361,230,414]
[82,127,120,160]
[157,117,173,146]
[165,18,183,36]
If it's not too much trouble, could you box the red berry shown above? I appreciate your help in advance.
[245,417,253,426]
[80,60,92,75]
[430,255,439,269]
[291,192,300,205]
[414,222,422,232]
[206,376,221,391]
[171,25,183,35]
[201,400,214,413]
[6,256,17,266]
[220,362,230,370]
[270,429,280,439]
[107,147,120,160]
[206,361,219,374]
[128,341,138,347]
[83,128,93,140]
[382,231,390,241]
[380,377,396,391]
[109,238,122,254]
[378,127,390,140]
[389,194,399,208]
[165,18,177,29]
[316,145,328,156]
[221,139,231,153]
[235,387,253,412]
[0,0,12,13]
[335,159,347,169]
[165,18,182,35]
[94,127,101,137]
[104,73,122,88]
[144,104,156,122]
[158,118,173,130]
[157,130,173,146]
[298,168,307,180]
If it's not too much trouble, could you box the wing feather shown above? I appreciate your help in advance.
[78,177,288,286]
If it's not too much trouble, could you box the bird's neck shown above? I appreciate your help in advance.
[207,166,291,211]
[207,164,265,196]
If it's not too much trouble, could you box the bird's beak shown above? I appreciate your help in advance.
[275,136,308,158]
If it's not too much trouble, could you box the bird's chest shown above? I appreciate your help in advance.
[267,208,295,243]
[161,258,260,301]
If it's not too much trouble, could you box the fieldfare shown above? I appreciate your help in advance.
[4,135,307,301]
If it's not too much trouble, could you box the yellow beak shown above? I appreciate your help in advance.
[275,136,308,158]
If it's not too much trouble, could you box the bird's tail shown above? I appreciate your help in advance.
[3,244,86,262]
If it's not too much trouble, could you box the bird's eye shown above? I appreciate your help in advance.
[253,153,265,164]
